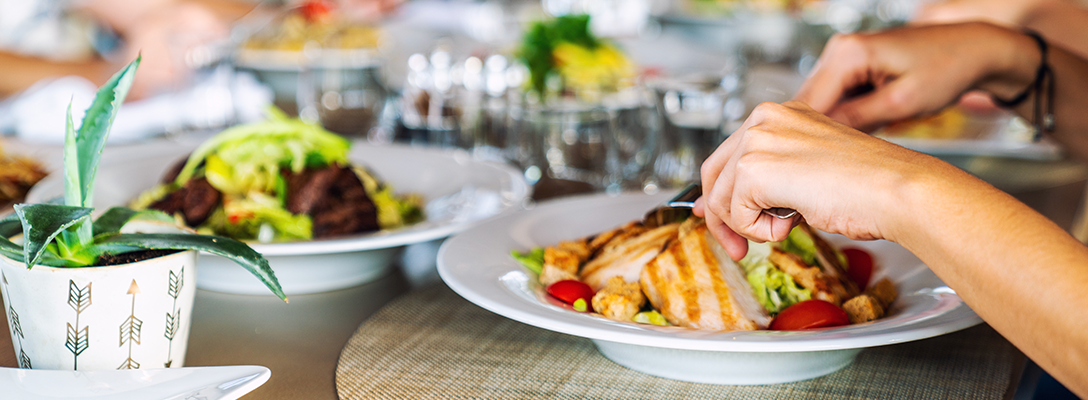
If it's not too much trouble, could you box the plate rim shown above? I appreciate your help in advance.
[437,192,984,353]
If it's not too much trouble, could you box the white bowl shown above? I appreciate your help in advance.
[437,192,983,385]
[28,141,530,295]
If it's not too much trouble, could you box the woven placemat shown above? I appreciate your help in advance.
[337,284,1022,399]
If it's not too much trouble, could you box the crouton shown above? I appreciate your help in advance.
[866,277,898,307]
[843,294,885,324]
[592,276,646,322]
[539,264,578,286]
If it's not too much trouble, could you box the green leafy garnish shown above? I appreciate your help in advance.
[511,247,545,275]
[739,241,811,314]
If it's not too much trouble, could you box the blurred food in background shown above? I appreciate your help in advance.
[133,108,423,243]
[517,14,637,102]
[242,0,382,52]
[0,142,47,205]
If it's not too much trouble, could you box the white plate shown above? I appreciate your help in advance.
[28,141,529,295]
[437,192,983,384]
[0,365,270,400]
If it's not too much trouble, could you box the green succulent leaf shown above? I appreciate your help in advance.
[73,56,139,209]
[92,207,139,236]
[13,204,94,268]
[0,213,20,238]
[97,233,287,301]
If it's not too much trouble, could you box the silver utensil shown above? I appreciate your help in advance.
[665,183,799,220]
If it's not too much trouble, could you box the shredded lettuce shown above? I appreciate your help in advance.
[175,110,350,195]
[352,166,424,230]
[739,241,811,314]
[780,226,818,266]
[199,193,313,242]
[511,247,545,274]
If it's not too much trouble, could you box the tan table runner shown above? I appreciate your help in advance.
[337,284,1023,399]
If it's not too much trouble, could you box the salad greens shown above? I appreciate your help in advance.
[0,58,285,301]
[780,226,847,269]
[134,108,423,243]
[739,241,811,314]
[517,14,635,101]
[511,247,545,275]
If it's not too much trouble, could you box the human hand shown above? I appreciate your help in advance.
[693,101,958,260]
[113,2,228,99]
[793,22,1039,131]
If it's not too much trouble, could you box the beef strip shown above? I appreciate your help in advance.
[181,178,220,226]
[284,165,379,238]
[285,167,339,214]
[148,177,220,227]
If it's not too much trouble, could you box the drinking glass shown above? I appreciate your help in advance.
[298,48,388,137]
[510,101,621,194]
[649,73,746,188]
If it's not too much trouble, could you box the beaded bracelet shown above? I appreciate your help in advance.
[991,30,1054,141]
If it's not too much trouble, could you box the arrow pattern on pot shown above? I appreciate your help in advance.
[66,280,91,370]
[2,271,32,369]
[164,267,183,368]
[118,279,142,370]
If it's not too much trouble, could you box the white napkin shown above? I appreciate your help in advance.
[0,66,273,144]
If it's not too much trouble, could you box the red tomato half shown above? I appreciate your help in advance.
[300,0,334,22]
[546,280,595,312]
[770,299,849,330]
[842,248,874,291]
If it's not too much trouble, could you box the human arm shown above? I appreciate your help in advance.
[694,101,1088,398]
[914,0,1088,59]
[0,53,109,98]
[793,22,1088,159]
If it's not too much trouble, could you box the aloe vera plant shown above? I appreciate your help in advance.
[0,57,287,301]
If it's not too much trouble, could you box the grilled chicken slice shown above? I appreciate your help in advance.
[640,220,771,331]
[579,223,679,290]
[768,248,850,306]
[798,223,860,298]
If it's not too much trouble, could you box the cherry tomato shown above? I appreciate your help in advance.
[546,280,595,312]
[300,0,334,22]
[770,299,849,330]
[842,248,874,291]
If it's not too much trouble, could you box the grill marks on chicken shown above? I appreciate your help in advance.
[580,223,679,291]
[640,222,770,331]
[768,248,850,306]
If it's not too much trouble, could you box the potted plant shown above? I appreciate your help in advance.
[0,57,285,371]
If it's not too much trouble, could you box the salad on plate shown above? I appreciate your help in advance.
[513,211,896,332]
[133,109,423,243]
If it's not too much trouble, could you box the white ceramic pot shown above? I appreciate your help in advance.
[0,251,198,370]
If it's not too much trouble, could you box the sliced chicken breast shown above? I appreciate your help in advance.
[640,220,771,331]
[579,223,679,291]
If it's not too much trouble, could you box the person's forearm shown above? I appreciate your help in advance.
[889,166,1088,398]
[0,53,107,97]
[1023,0,1088,60]
[977,27,1088,160]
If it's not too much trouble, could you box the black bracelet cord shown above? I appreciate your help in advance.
[991,30,1054,140]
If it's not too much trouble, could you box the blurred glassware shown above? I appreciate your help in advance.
[297,45,389,137]
[510,101,621,194]
[602,84,660,192]
[233,2,387,116]
[648,71,745,188]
